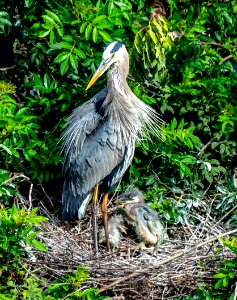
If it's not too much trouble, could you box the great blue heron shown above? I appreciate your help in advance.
[62,42,161,252]
[115,188,164,255]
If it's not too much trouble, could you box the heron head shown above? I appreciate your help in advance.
[115,188,145,205]
[86,42,128,90]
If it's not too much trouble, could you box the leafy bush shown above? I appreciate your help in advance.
[3,267,105,300]
[0,204,47,296]
[213,237,237,290]
[0,205,47,277]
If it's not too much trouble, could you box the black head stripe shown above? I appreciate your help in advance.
[104,42,123,54]
[110,42,123,53]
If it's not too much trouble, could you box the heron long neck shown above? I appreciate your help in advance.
[107,63,130,98]
[106,63,142,139]
[105,60,161,141]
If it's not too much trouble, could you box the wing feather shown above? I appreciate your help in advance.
[62,88,135,220]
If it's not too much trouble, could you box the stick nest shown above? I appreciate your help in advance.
[25,202,235,300]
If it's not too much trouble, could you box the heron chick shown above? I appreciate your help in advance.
[115,188,164,254]
[99,214,127,250]
[62,42,162,252]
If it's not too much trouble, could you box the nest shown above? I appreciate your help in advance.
[24,201,236,300]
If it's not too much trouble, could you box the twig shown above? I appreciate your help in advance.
[99,228,237,293]
[2,173,29,185]
[219,55,233,65]
[106,297,125,300]
[200,42,225,48]
[38,178,54,206]
[216,203,237,226]
[28,183,33,211]
[234,281,237,300]
[197,137,215,157]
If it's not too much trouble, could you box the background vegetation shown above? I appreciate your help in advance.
[0,0,236,299]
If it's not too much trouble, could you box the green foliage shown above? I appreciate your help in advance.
[1,267,105,300]
[128,0,236,222]
[0,11,12,33]
[0,205,47,298]
[0,80,61,188]
[46,267,106,299]
[0,205,47,275]
[213,237,237,290]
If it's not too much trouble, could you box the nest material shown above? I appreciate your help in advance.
[26,203,236,300]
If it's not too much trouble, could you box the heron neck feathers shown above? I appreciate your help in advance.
[105,62,161,142]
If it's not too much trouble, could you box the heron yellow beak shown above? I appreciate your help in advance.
[86,61,108,91]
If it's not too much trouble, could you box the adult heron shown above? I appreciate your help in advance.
[62,42,161,252]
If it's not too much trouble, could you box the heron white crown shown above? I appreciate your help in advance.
[102,42,126,62]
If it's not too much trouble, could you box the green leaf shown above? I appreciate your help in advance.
[171,118,177,130]
[92,15,107,24]
[145,175,156,186]
[62,35,74,42]
[15,107,28,118]
[214,279,223,289]
[45,10,61,23]
[42,14,55,24]
[0,17,12,27]
[92,27,98,43]
[148,30,158,44]
[39,30,50,38]
[85,23,93,40]
[108,1,115,14]
[56,25,64,37]
[73,47,86,59]
[0,12,9,17]
[191,25,206,33]
[70,54,78,71]
[80,22,87,33]
[60,57,69,75]
[54,51,70,63]
[32,239,48,252]
[43,73,50,88]
[60,42,73,50]
[24,0,34,7]
[223,276,229,287]
[0,144,12,155]
[98,30,112,42]
[228,271,235,279]
[213,273,226,279]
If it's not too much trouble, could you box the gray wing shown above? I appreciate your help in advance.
[134,205,162,233]
[62,88,135,220]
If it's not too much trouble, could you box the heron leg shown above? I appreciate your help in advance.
[92,184,99,253]
[66,221,70,232]
[101,192,111,252]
